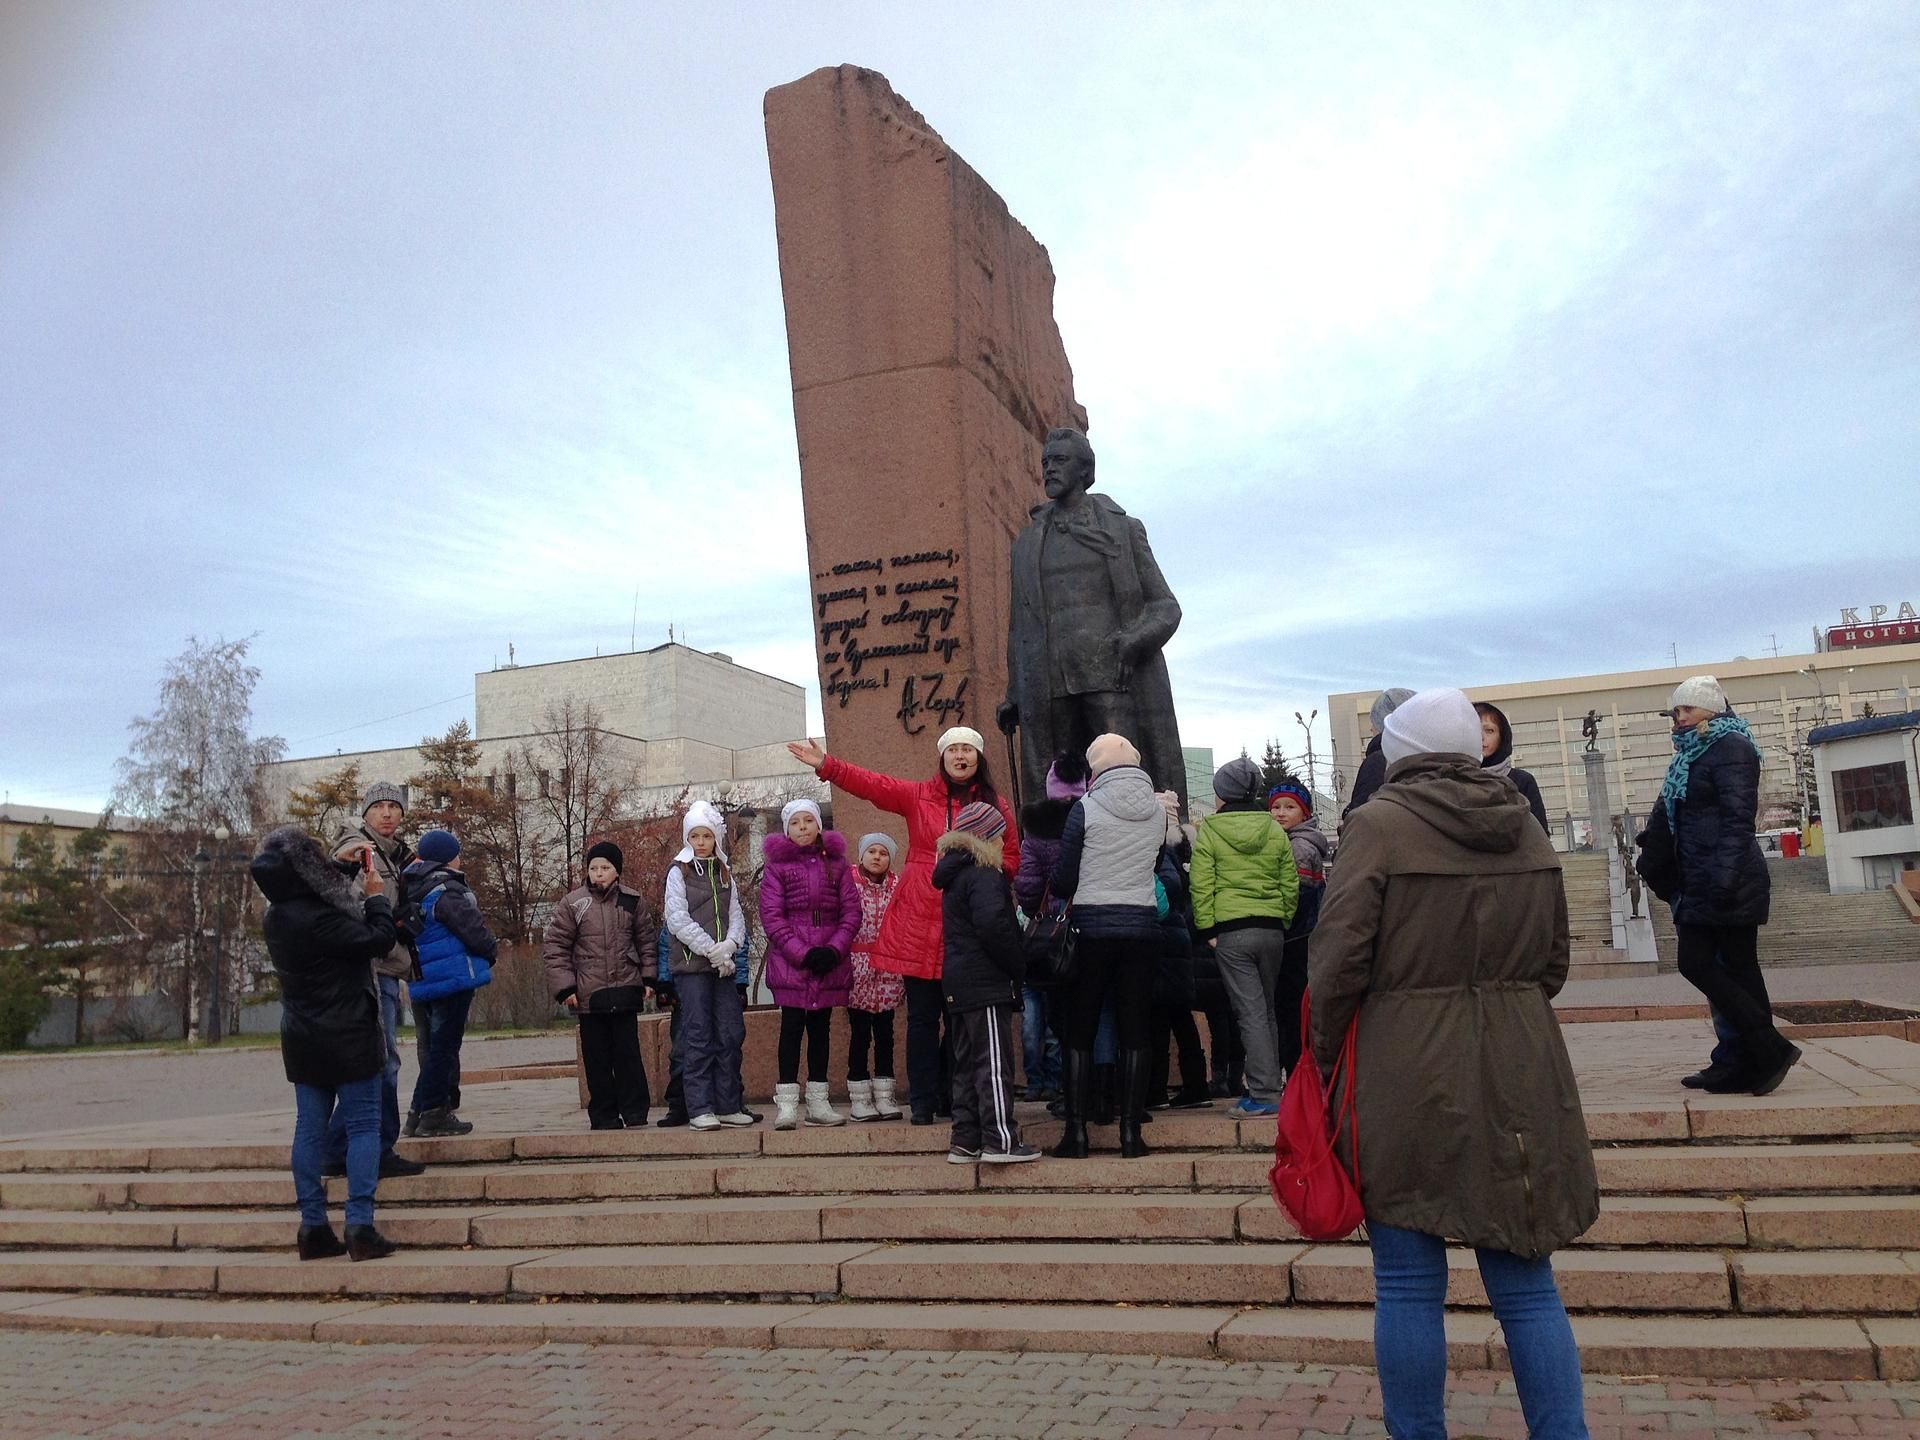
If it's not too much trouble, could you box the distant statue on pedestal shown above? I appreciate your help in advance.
[1582,710,1602,754]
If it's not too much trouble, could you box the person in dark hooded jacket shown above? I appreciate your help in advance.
[935,801,1038,1164]
[251,826,404,1263]
[400,831,496,1137]
[1658,676,1797,1096]
[1474,702,1550,833]
[1343,687,1415,819]
[1015,752,1089,1102]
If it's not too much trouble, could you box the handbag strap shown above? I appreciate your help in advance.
[1301,989,1363,1190]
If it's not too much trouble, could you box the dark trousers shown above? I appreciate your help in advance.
[778,1006,832,1085]
[847,1007,896,1081]
[1675,923,1780,1050]
[1147,1003,1209,1099]
[409,989,473,1115]
[578,1010,650,1128]
[904,976,951,1116]
[949,1004,1021,1154]
[663,996,686,1115]
[1204,993,1244,1080]
[1059,934,1156,1051]
[1273,932,1312,1077]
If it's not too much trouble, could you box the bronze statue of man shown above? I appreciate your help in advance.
[998,427,1187,812]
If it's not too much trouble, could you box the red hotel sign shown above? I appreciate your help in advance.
[1828,619,1920,650]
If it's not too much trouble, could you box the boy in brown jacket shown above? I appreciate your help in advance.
[543,841,657,1129]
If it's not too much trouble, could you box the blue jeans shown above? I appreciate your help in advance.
[1369,1221,1588,1439]
[679,971,745,1119]
[294,1076,381,1229]
[1710,1006,1738,1068]
[1021,987,1061,1092]
[329,976,401,1161]
[1093,1001,1117,1065]
[410,989,473,1114]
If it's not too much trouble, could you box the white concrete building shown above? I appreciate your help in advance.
[258,644,821,823]
[1808,710,1920,893]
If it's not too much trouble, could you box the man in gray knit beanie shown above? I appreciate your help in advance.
[1344,687,1417,821]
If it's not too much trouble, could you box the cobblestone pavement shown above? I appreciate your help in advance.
[1,1333,1914,1439]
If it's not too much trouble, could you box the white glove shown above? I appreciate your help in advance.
[710,938,738,964]
[713,955,737,979]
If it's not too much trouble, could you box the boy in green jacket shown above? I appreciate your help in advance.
[1191,757,1299,1116]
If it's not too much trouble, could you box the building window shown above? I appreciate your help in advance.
[1833,762,1914,834]
[538,769,552,799]
[484,773,496,796]
[505,771,517,799]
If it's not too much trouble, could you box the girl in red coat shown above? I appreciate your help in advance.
[788,727,1019,1125]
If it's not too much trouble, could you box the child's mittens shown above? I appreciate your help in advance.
[713,955,737,979]
[802,945,840,976]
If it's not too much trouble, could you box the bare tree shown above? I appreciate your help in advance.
[410,721,554,945]
[110,635,284,1040]
[531,697,636,891]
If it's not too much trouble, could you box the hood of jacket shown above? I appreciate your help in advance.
[1083,765,1161,824]
[402,860,470,896]
[934,831,1000,886]
[1286,817,1335,866]
[762,830,849,866]
[1206,807,1287,857]
[1380,755,1533,853]
[1020,797,1075,842]
[1477,702,1515,770]
[250,827,360,915]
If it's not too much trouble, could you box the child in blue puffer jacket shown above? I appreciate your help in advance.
[401,830,495,1138]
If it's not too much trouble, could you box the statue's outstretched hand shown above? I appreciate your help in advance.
[995,700,1019,736]
[787,739,828,770]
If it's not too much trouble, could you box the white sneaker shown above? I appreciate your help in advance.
[803,1080,847,1127]
[871,1077,904,1121]
[847,1078,879,1122]
[716,1111,757,1127]
[688,1113,722,1131]
[773,1083,802,1131]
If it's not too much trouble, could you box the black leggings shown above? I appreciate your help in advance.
[1675,924,1780,1045]
[778,1006,832,1085]
[1059,934,1157,1051]
[847,1008,896,1081]
[1273,932,1312,1076]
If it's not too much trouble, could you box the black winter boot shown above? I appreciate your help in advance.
[1051,1049,1092,1159]
[414,1107,473,1137]
[1090,1063,1116,1126]
[297,1225,346,1260]
[1118,1049,1153,1159]
[346,1225,397,1262]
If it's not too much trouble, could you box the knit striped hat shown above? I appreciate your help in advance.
[950,801,1006,843]
[1268,781,1312,816]
[361,781,406,816]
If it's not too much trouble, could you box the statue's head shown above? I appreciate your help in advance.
[1042,427,1095,501]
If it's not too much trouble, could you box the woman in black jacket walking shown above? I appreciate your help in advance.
[1658,677,1799,1095]
[251,827,404,1261]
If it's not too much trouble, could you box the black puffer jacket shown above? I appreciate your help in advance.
[251,827,401,1089]
[1668,728,1772,928]
[1344,735,1388,818]
[1152,847,1196,1009]
[934,832,1025,1013]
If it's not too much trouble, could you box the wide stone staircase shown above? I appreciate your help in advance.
[1561,853,1615,957]
[1653,857,1920,970]
[4,1086,1920,1380]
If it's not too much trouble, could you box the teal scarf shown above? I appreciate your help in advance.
[1660,714,1756,825]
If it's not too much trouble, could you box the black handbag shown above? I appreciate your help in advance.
[1022,891,1080,990]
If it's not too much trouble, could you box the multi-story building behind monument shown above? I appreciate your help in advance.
[257,643,821,822]
[1330,638,1920,850]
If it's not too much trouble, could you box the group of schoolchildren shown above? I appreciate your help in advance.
[544,724,1333,1166]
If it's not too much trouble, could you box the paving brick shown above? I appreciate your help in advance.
[1734,1252,1920,1314]
[839,1242,1300,1305]
[822,1192,1243,1242]
[509,1243,875,1297]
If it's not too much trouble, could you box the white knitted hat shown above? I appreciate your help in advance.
[1381,689,1482,765]
[780,798,823,832]
[1667,676,1727,715]
[937,726,985,757]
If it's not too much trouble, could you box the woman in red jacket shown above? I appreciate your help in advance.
[788,727,1019,1125]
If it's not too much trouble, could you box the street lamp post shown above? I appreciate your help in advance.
[1294,709,1319,795]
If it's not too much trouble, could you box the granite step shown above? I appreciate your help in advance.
[0,1191,1776,1251]
[0,1292,1906,1380]
[0,1239,1800,1312]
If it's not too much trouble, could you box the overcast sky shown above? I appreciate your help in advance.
[4,1,1917,812]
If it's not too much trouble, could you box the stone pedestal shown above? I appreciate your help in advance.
[764,65,1087,839]
[1583,749,1615,848]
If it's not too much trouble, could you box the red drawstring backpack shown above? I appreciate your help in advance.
[1269,990,1364,1241]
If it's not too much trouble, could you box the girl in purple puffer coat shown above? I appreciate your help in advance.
[760,798,860,1129]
